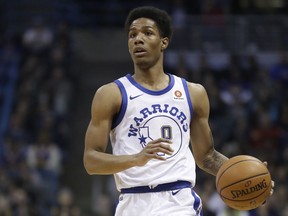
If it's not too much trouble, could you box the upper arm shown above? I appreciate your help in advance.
[84,83,121,154]
[189,82,214,166]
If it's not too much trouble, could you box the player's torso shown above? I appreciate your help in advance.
[110,73,196,190]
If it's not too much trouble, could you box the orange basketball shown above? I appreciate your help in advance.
[216,155,272,211]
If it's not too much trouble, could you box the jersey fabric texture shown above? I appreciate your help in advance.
[110,73,196,191]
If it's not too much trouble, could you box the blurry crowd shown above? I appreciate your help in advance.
[75,0,288,27]
[77,0,288,15]
[0,18,80,215]
[165,51,288,216]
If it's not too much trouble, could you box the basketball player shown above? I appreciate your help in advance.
[83,6,271,215]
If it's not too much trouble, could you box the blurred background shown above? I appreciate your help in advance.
[0,0,288,215]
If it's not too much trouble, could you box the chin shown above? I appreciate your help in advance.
[134,59,149,66]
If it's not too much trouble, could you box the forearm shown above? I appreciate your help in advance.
[200,150,228,176]
[84,151,137,175]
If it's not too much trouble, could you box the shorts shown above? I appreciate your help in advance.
[115,181,203,216]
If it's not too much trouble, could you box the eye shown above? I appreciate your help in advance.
[145,31,153,36]
[129,32,136,38]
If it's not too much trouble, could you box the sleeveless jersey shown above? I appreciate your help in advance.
[110,73,196,191]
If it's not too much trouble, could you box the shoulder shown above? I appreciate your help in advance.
[186,82,208,100]
[92,82,122,116]
[95,82,121,98]
[186,81,209,116]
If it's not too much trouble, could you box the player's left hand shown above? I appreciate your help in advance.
[262,161,274,206]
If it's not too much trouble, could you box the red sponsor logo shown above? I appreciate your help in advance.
[174,90,182,98]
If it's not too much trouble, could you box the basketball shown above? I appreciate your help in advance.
[216,155,272,211]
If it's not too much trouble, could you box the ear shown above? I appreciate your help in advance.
[161,37,169,51]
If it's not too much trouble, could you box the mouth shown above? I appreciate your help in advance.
[133,47,147,56]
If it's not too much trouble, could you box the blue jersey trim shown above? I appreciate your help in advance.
[112,80,127,129]
[121,180,191,193]
[126,73,175,95]
[192,190,203,216]
[181,78,193,120]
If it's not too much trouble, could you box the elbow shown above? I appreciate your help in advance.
[83,155,95,175]
[83,147,107,175]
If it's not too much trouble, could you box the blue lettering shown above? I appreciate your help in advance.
[162,104,169,113]
[151,104,162,113]
[134,117,143,126]
[128,104,190,136]
[128,124,138,137]
[182,123,188,132]
[140,108,152,118]
[177,112,187,124]
[169,107,179,116]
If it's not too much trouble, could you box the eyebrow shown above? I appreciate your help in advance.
[129,25,155,31]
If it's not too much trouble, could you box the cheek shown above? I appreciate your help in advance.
[149,41,161,52]
[128,41,132,53]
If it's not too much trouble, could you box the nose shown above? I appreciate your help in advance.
[134,33,144,45]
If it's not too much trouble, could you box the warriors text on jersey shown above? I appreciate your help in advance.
[110,73,196,191]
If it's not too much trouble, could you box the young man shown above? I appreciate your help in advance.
[84,6,231,215]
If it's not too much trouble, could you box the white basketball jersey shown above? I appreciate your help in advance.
[110,73,196,191]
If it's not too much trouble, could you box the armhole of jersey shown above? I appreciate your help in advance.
[181,78,194,120]
[112,80,127,129]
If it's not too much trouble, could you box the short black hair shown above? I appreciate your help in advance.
[125,6,173,40]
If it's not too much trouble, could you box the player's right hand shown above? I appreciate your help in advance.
[134,138,174,166]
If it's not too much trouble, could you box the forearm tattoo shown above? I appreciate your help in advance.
[202,132,228,176]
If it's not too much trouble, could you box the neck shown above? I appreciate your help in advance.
[132,67,169,91]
